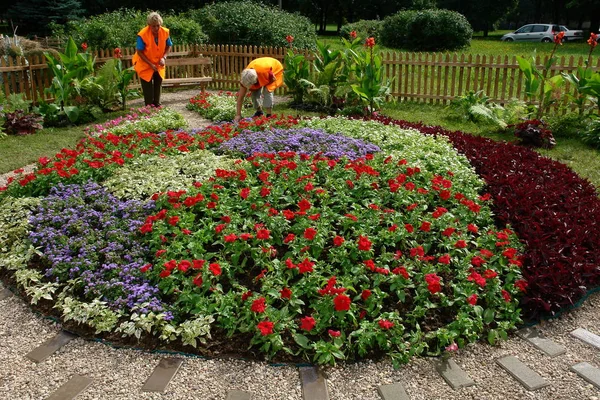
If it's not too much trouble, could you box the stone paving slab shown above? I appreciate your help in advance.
[46,375,92,400]
[377,383,410,400]
[299,366,329,400]
[142,358,184,393]
[26,331,76,363]
[570,328,600,350]
[0,288,13,301]
[570,362,600,389]
[517,327,567,357]
[226,390,252,400]
[434,358,475,389]
[496,355,549,391]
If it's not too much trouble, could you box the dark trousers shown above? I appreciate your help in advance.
[140,72,163,106]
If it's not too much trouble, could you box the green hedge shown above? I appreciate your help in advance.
[380,9,472,51]
[52,9,208,49]
[189,0,316,49]
[340,20,383,41]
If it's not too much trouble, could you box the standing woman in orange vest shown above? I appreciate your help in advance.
[132,12,172,107]
[234,57,284,123]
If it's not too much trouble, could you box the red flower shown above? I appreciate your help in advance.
[483,269,497,279]
[280,287,292,299]
[256,229,271,240]
[260,187,271,197]
[333,235,344,247]
[471,256,485,267]
[455,240,467,249]
[193,273,203,287]
[209,262,221,276]
[350,30,357,39]
[286,35,294,44]
[167,216,179,226]
[300,316,316,331]
[178,260,191,272]
[298,198,311,212]
[304,227,317,240]
[467,223,479,233]
[553,31,565,44]
[224,233,237,242]
[140,264,151,273]
[515,279,528,292]
[425,273,441,294]
[502,289,511,302]
[298,258,314,274]
[365,37,376,48]
[159,269,171,278]
[193,259,205,269]
[283,233,295,243]
[241,291,253,301]
[357,235,372,251]
[333,294,351,311]
[468,271,486,287]
[378,319,394,330]
[420,221,431,232]
[588,33,598,48]
[257,320,274,336]
[438,254,451,265]
[405,223,414,233]
[361,289,372,301]
[410,246,425,258]
[392,266,409,279]
[114,47,122,59]
[251,297,267,313]
[328,329,341,337]
[240,187,251,199]
[81,42,88,51]
[467,293,478,305]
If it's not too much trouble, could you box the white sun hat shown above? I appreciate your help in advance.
[240,68,258,88]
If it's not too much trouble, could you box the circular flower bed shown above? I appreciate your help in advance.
[1,111,599,367]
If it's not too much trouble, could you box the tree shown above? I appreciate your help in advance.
[439,0,518,36]
[7,0,85,36]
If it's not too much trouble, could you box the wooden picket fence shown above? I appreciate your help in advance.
[2,43,600,109]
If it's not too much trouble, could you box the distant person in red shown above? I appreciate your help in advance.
[234,57,284,123]
[132,12,172,106]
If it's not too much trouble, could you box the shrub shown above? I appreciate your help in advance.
[189,0,316,49]
[511,119,556,149]
[54,9,207,49]
[340,20,382,41]
[380,9,473,51]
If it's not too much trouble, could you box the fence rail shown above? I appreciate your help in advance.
[2,44,600,109]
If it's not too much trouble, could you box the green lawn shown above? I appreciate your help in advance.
[318,33,596,59]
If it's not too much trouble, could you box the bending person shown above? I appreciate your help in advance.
[234,57,284,123]
[132,12,172,106]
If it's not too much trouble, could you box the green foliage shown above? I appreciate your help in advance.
[340,20,382,41]
[190,0,316,49]
[449,91,527,129]
[187,91,248,122]
[284,49,311,104]
[77,58,138,111]
[380,9,473,51]
[54,9,207,49]
[517,48,565,120]
[579,117,600,148]
[348,41,392,113]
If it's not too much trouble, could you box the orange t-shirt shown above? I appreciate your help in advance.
[132,26,170,82]
[247,57,284,92]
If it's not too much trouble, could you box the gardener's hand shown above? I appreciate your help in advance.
[159,57,166,67]
[233,114,242,123]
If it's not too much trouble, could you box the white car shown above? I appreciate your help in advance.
[501,24,583,42]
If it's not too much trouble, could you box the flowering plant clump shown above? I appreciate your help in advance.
[216,127,381,159]
[139,149,524,365]
[187,91,250,122]
[83,106,162,136]
[28,181,165,314]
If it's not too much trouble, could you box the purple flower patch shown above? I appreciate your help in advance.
[216,127,381,159]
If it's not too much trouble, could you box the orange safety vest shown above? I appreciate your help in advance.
[247,57,284,92]
[132,26,170,82]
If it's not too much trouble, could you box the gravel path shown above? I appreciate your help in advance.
[1,89,599,399]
